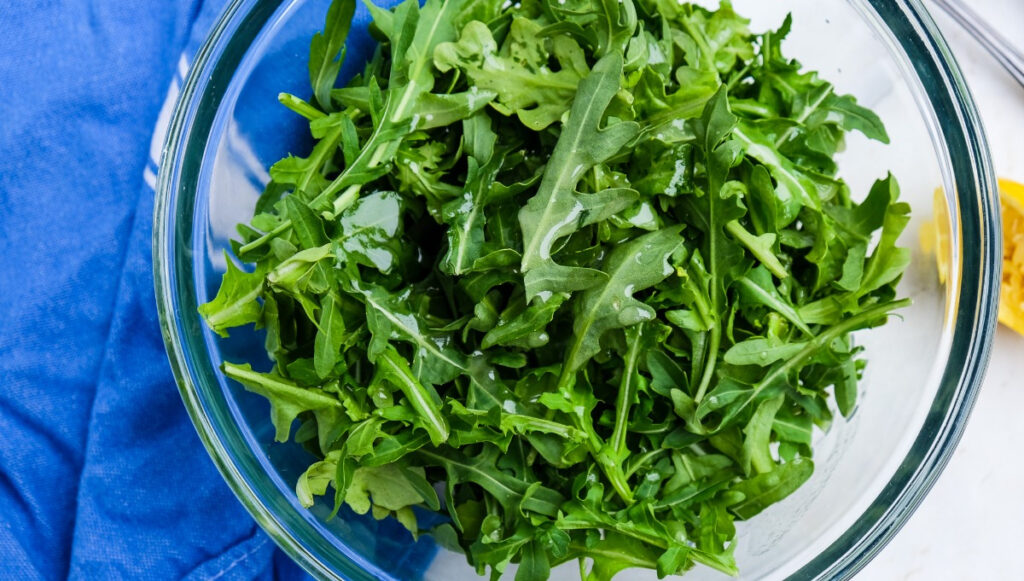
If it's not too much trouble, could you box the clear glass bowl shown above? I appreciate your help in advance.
[154,0,1000,579]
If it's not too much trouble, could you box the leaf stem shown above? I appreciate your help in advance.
[610,330,643,459]
[693,327,720,403]
[278,92,326,121]
[603,325,649,502]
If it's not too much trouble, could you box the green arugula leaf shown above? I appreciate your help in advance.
[352,280,468,385]
[519,53,640,300]
[198,255,263,337]
[683,87,746,402]
[441,113,501,275]
[728,458,814,519]
[222,362,342,442]
[375,347,450,445]
[345,463,435,535]
[724,337,807,367]
[420,447,566,518]
[309,0,355,110]
[566,227,683,371]
[313,294,346,378]
[335,190,404,272]
[740,394,784,475]
[435,18,589,130]
[296,449,342,507]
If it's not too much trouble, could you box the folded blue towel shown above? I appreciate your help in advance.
[0,2,309,578]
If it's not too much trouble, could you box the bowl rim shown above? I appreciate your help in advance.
[153,0,1001,579]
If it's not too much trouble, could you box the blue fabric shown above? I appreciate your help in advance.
[0,1,310,579]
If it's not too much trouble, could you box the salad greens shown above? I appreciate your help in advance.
[199,0,911,578]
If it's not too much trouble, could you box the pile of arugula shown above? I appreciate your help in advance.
[199,0,911,578]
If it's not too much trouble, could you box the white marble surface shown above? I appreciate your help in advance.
[860,1,1024,579]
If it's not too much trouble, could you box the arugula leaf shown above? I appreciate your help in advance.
[441,113,501,275]
[198,255,263,337]
[674,1,753,74]
[309,0,356,111]
[519,53,640,300]
[297,450,341,507]
[541,0,639,60]
[856,175,912,296]
[683,87,746,402]
[420,447,566,518]
[335,190,405,272]
[352,280,467,384]
[313,293,346,378]
[724,337,807,367]
[566,227,682,372]
[740,394,784,475]
[481,293,567,349]
[345,463,436,536]
[375,347,450,445]
[727,458,814,519]
[435,18,589,131]
[222,362,342,442]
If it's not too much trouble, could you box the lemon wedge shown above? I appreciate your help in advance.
[1000,178,1024,335]
[924,178,1024,335]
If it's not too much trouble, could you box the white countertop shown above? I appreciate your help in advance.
[860,1,1024,579]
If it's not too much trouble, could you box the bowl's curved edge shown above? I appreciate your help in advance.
[790,0,1000,579]
[153,1,349,580]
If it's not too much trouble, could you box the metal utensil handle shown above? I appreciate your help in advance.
[931,0,1024,88]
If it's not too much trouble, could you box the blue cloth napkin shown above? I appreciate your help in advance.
[0,2,310,578]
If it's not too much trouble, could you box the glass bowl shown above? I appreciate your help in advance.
[154,0,1000,579]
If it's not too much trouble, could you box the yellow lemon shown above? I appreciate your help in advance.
[924,179,1024,335]
[999,178,1024,335]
